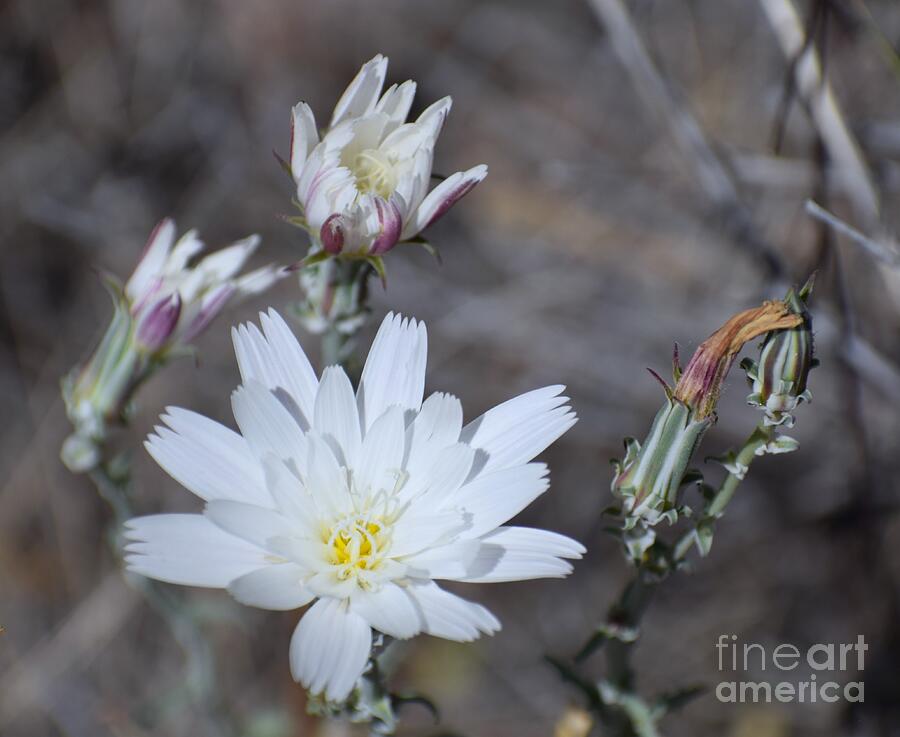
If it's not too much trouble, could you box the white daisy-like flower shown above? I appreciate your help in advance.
[127,218,284,351]
[125,310,582,701]
[290,54,487,257]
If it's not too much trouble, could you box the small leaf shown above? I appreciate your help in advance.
[272,149,294,182]
[367,255,388,288]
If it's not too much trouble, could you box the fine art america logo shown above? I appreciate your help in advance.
[716,635,866,704]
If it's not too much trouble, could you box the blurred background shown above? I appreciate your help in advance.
[2,0,900,735]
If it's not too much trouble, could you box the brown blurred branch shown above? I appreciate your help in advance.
[585,0,785,280]
[759,0,881,228]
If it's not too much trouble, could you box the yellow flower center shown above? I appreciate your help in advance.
[350,149,397,199]
[328,518,385,575]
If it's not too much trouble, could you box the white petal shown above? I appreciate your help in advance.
[193,235,258,283]
[330,54,388,128]
[380,97,451,160]
[290,598,372,701]
[402,164,488,240]
[402,539,483,579]
[374,80,416,128]
[205,499,294,550]
[306,433,350,518]
[145,409,269,504]
[351,583,422,639]
[451,463,550,538]
[404,581,499,642]
[401,442,475,507]
[481,526,586,558]
[262,455,319,532]
[313,366,362,466]
[408,392,463,448]
[356,405,406,494]
[124,514,268,587]
[415,96,452,139]
[460,385,576,475]
[390,507,468,558]
[228,563,315,610]
[232,264,285,298]
[232,311,318,428]
[126,218,176,301]
[442,526,585,583]
[231,380,308,470]
[166,229,205,273]
[291,102,319,178]
[393,147,432,216]
[357,313,427,431]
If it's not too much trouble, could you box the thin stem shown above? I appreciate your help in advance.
[88,460,232,737]
[706,426,771,519]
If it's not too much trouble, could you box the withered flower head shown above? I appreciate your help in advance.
[673,301,801,420]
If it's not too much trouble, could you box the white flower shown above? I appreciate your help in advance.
[125,310,581,702]
[127,218,284,350]
[290,54,487,257]
[60,219,284,473]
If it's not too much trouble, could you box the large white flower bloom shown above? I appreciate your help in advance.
[290,54,487,257]
[125,311,581,701]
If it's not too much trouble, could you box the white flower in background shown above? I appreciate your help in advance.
[126,310,582,701]
[290,54,487,258]
[127,218,283,351]
[60,218,284,472]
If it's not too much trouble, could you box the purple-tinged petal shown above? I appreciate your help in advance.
[126,218,176,302]
[136,293,181,352]
[181,284,235,343]
[404,164,487,239]
[320,213,346,255]
[369,197,403,256]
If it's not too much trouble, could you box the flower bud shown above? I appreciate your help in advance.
[61,220,284,472]
[612,298,803,526]
[742,280,815,427]
[134,294,181,352]
[320,214,346,255]
[612,399,711,526]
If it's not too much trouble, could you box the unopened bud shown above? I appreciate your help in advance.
[742,279,815,427]
[320,214,346,255]
[612,399,711,526]
[135,294,181,353]
[612,298,804,527]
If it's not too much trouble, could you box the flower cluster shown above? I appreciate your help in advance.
[611,298,804,529]
[61,220,282,471]
[126,310,581,701]
[289,55,487,262]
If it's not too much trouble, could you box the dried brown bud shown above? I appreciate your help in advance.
[673,300,802,419]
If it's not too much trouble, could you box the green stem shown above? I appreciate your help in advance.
[89,461,232,737]
[673,422,774,562]
[707,424,771,518]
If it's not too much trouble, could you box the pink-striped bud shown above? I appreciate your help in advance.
[369,198,402,255]
[320,214,346,255]
[135,294,181,353]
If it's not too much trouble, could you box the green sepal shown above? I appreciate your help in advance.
[366,255,388,288]
[272,149,294,183]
